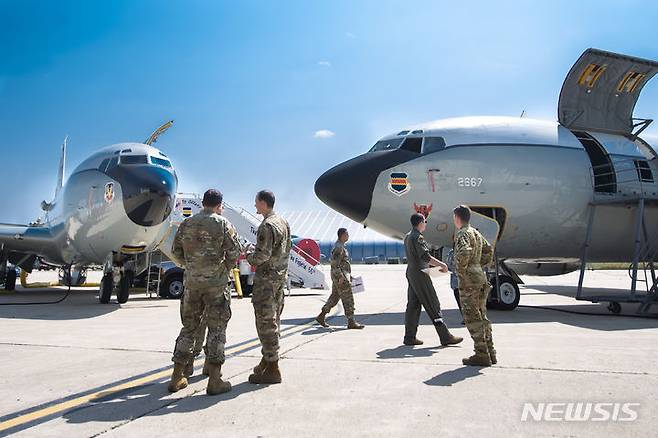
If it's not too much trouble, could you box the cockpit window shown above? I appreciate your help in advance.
[399,137,422,153]
[369,138,403,152]
[107,156,119,170]
[121,155,148,165]
[397,130,410,135]
[423,137,446,154]
[151,156,172,168]
[98,158,110,172]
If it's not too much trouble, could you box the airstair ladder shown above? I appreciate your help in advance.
[159,194,327,290]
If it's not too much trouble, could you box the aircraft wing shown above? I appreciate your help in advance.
[558,48,658,136]
[0,223,56,271]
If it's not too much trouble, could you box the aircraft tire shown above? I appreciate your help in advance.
[491,275,520,310]
[99,274,113,303]
[162,273,184,299]
[4,268,17,291]
[117,271,132,304]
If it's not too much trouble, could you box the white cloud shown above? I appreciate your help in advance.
[313,129,335,139]
[346,32,355,38]
[317,60,331,67]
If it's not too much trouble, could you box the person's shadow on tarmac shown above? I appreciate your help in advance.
[423,366,482,386]
[63,374,267,425]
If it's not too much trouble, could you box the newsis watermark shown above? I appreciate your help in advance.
[521,402,640,422]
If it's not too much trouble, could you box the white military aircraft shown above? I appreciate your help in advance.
[315,48,658,312]
[0,122,178,303]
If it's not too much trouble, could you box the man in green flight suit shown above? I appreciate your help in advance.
[404,213,463,347]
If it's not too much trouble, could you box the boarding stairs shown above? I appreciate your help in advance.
[577,159,658,313]
[222,202,327,289]
[158,194,327,290]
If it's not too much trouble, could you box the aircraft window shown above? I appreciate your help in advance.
[121,149,132,153]
[399,137,422,153]
[397,130,410,135]
[411,130,423,135]
[369,138,403,152]
[107,156,119,170]
[423,137,446,154]
[151,156,172,168]
[634,160,654,183]
[121,155,148,165]
[98,158,110,171]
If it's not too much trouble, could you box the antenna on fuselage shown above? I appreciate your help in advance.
[145,120,174,145]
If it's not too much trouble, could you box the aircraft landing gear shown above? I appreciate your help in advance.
[0,254,16,291]
[99,254,135,304]
[60,267,87,287]
[487,274,521,310]
[99,273,113,303]
[3,268,17,291]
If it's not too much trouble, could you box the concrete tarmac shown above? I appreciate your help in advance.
[0,266,656,437]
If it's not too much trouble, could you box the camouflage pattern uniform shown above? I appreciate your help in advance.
[179,300,206,357]
[246,211,291,363]
[322,240,355,317]
[455,224,495,358]
[170,207,241,366]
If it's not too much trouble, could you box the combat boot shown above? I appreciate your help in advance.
[168,362,189,393]
[435,322,463,346]
[183,359,194,378]
[462,353,492,367]
[206,363,231,395]
[347,317,364,329]
[403,338,423,346]
[252,357,267,375]
[202,356,211,376]
[488,347,497,365]
[248,360,282,384]
[315,311,329,328]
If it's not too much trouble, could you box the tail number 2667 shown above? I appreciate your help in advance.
[457,177,483,187]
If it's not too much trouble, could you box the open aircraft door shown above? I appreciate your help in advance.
[470,211,501,249]
[558,48,658,138]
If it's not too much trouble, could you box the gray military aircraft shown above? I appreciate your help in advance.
[0,122,178,303]
[315,48,658,311]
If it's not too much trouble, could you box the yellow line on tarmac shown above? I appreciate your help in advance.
[0,319,319,434]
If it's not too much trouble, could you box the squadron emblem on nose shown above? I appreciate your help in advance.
[388,172,410,196]
[104,182,115,203]
[413,202,433,219]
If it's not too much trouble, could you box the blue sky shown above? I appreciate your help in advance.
[1,0,657,223]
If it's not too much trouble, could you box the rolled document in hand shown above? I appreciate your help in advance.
[421,267,446,278]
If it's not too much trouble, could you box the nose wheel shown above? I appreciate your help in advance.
[99,255,134,304]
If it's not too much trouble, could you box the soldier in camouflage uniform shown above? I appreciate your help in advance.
[179,301,208,377]
[404,213,463,347]
[453,205,496,367]
[315,228,364,329]
[168,189,241,395]
[246,190,292,385]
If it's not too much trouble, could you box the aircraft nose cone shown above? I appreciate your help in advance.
[314,157,375,223]
[120,167,178,227]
